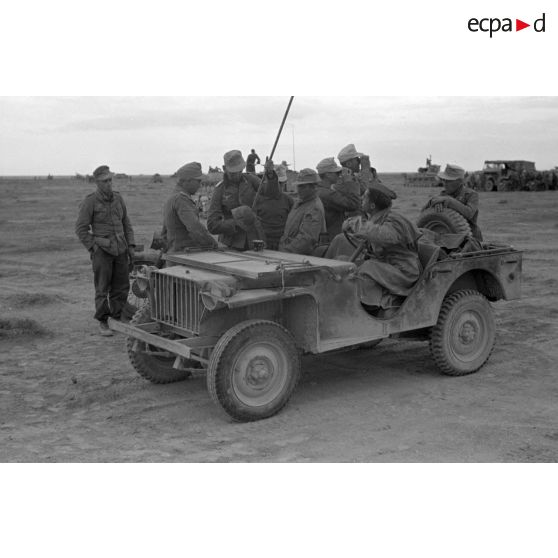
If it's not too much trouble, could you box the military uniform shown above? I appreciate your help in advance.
[423,184,482,240]
[75,187,135,323]
[317,178,361,238]
[207,173,260,249]
[162,190,216,253]
[253,174,294,250]
[279,194,326,255]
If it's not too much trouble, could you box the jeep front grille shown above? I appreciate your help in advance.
[150,271,203,333]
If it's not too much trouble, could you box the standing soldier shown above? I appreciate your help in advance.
[279,168,326,255]
[337,143,378,196]
[246,148,261,173]
[253,160,294,250]
[316,157,361,239]
[75,165,135,336]
[161,162,217,253]
[207,150,261,249]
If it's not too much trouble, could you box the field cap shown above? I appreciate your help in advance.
[275,164,288,183]
[176,162,207,181]
[231,205,257,231]
[93,165,114,181]
[295,168,319,186]
[369,182,397,200]
[438,164,465,181]
[316,157,343,174]
[338,144,363,163]
[224,150,246,172]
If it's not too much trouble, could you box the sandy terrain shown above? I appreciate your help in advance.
[1,175,557,462]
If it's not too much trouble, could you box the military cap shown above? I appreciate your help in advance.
[223,150,246,173]
[316,157,343,174]
[368,182,397,200]
[176,161,207,181]
[294,168,319,186]
[92,165,114,181]
[338,144,363,164]
[438,164,465,181]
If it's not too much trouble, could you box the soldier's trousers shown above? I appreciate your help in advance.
[91,249,130,322]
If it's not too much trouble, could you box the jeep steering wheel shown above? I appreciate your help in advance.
[344,233,368,263]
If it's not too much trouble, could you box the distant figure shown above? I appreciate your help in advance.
[246,149,261,173]
[75,165,135,336]
[161,162,217,254]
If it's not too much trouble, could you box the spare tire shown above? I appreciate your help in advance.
[416,208,472,236]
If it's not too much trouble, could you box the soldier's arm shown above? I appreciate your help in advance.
[120,198,135,247]
[207,185,237,236]
[176,198,217,248]
[321,184,361,212]
[75,196,96,252]
[283,208,323,255]
[445,190,479,220]
[357,219,401,247]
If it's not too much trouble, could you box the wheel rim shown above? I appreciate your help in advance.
[449,309,488,364]
[425,219,451,234]
[232,341,289,407]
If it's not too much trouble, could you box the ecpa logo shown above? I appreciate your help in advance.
[468,13,546,37]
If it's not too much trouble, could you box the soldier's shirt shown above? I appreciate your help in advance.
[279,194,326,255]
[75,188,135,255]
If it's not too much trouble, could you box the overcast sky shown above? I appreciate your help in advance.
[1,96,557,175]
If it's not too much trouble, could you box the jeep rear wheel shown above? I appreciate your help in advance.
[430,290,495,376]
[207,320,301,422]
[126,304,196,384]
[416,208,472,236]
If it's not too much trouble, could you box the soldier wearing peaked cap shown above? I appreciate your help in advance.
[279,168,326,255]
[423,163,482,240]
[161,162,217,254]
[207,150,262,250]
[316,157,361,239]
[338,143,382,197]
[75,165,135,336]
[326,182,422,315]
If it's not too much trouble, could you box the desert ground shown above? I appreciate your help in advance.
[1,174,557,462]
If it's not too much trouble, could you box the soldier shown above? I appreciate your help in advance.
[279,168,326,255]
[327,183,422,315]
[161,162,217,254]
[207,150,261,249]
[246,148,261,173]
[423,163,482,240]
[337,143,378,196]
[316,157,361,239]
[75,165,135,336]
[253,160,294,250]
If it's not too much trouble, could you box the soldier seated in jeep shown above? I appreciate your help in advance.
[326,182,422,315]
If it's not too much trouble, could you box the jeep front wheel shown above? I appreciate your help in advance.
[126,304,196,384]
[430,290,495,376]
[207,320,301,422]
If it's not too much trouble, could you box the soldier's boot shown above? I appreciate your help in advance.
[98,321,113,337]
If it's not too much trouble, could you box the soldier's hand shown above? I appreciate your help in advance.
[128,246,135,260]
[434,202,445,213]
[360,154,371,171]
